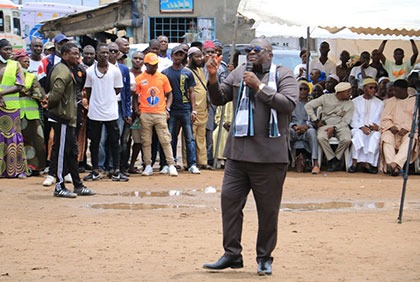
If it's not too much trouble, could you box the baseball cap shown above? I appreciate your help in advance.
[187,47,201,57]
[54,34,70,44]
[171,45,186,55]
[144,53,159,65]
[43,42,55,50]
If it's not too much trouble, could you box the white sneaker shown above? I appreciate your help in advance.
[168,165,178,176]
[188,165,201,174]
[141,165,153,176]
[43,175,55,186]
[159,165,169,174]
[64,173,72,183]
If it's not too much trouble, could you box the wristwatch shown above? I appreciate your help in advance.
[192,110,197,115]
[166,108,171,112]
[258,83,265,92]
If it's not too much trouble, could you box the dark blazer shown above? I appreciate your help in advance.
[118,63,132,119]
[208,62,298,163]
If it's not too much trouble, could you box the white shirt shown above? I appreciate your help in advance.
[28,58,42,73]
[310,58,336,76]
[85,63,123,121]
[350,66,378,89]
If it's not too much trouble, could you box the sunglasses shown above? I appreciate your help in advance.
[300,87,309,91]
[109,49,119,53]
[245,46,267,53]
[368,86,377,90]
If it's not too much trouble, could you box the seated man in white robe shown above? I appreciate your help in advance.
[348,78,384,173]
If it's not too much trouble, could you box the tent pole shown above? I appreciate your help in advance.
[306,26,310,81]
[213,14,239,169]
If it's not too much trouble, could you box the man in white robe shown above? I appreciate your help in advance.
[349,78,384,173]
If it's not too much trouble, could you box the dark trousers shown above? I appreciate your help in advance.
[50,122,82,189]
[88,118,120,171]
[221,159,287,261]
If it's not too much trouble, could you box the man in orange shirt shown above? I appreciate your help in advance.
[136,53,178,176]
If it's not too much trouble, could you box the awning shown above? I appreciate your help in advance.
[40,0,138,38]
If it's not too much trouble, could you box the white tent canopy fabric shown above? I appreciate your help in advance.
[255,23,420,41]
[238,0,420,37]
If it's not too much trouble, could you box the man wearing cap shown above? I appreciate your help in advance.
[185,46,209,169]
[305,82,354,172]
[290,80,320,174]
[161,45,200,174]
[380,79,418,176]
[348,78,384,173]
[377,77,391,100]
[135,52,178,177]
[324,74,340,94]
[43,42,55,57]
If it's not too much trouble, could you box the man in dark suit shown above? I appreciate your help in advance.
[203,37,298,276]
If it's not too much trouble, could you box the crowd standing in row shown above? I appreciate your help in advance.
[1,36,419,192]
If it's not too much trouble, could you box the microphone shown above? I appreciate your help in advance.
[246,61,253,72]
[244,61,253,97]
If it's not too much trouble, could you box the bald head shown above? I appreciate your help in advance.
[116,37,129,54]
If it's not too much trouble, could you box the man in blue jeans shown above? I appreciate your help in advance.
[161,46,200,174]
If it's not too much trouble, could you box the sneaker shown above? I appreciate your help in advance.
[53,187,77,198]
[64,173,72,183]
[168,165,178,177]
[112,172,129,182]
[188,165,201,174]
[74,185,96,196]
[83,171,102,181]
[142,165,153,176]
[160,165,169,174]
[43,175,55,186]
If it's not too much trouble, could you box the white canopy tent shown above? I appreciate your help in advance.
[236,0,420,72]
[237,0,420,38]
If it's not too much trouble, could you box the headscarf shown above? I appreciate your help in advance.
[14,49,29,61]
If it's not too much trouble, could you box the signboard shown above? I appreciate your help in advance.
[160,0,193,13]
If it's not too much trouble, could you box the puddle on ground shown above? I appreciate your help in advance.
[281,201,385,211]
[101,190,194,197]
[89,203,192,210]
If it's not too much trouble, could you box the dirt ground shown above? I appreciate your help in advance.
[1,168,420,282]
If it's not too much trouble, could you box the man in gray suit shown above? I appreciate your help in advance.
[203,37,298,276]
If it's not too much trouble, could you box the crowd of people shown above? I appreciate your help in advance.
[1,36,419,193]
[289,40,420,176]
[2,33,420,275]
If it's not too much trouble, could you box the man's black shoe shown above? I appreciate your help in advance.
[203,255,243,270]
[327,160,335,172]
[348,165,357,173]
[257,260,272,276]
